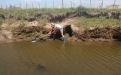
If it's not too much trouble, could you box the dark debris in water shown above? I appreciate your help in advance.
[36,64,46,72]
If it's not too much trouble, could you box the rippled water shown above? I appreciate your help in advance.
[0,41,121,75]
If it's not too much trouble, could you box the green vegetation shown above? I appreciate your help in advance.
[0,8,76,25]
[38,8,75,14]
[19,22,25,27]
[25,31,38,37]
[76,6,121,12]
[0,8,75,15]
[0,6,121,15]
[0,6,121,27]
[38,18,48,26]
[5,26,15,31]
[6,19,17,25]
[72,17,121,28]
[0,19,3,26]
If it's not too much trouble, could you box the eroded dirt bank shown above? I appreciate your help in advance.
[1,9,121,43]
[0,24,121,43]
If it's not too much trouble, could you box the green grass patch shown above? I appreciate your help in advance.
[72,17,121,28]
[38,18,48,26]
[0,19,3,26]
[26,31,38,37]
[0,6,121,27]
[19,22,25,27]
[0,6,121,17]
[5,19,16,25]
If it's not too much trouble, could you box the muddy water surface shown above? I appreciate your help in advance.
[0,41,121,75]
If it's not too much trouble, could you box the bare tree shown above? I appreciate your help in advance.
[53,1,54,8]
[73,2,75,8]
[62,0,64,8]
[102,0,103,8]
[1,5,2,8]
[26,3,27,8]
[114,0,116,5]
[38,3,40,8]
[14,4,15,8]
[45,2,47,8]
[20,3,21,8]
[6,5,7,9]
[70,1,72,8]
[32,3,33,8]
[90,0,92,8]
[80,0,82,6]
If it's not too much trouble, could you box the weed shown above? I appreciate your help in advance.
[72,17,121,28]
[0,19,3,26]
[19,22,25,27]
[26,31,38,37]
[84,27,89,33]
[38,18,48,26]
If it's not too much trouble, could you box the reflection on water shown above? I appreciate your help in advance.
[0,41,121,75]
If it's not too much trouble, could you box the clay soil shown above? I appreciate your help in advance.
[0,18,121,43]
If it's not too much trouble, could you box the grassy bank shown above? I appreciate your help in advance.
[0,7,76,26]
[1,6,121,15]
[0,6,121,28]
[72,17,121,28]
[0,7,75,16]
[0,19,3,26]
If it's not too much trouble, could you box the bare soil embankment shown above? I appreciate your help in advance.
[9,24,121,43]
[0,23,121,43]
[0,10,121,43]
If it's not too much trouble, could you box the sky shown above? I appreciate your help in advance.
[0,0,121,8]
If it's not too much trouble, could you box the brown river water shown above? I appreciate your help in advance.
[0,41,121,75]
